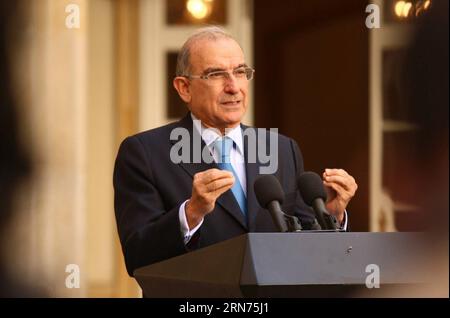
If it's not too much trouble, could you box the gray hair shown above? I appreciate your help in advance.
[175,26,237,77]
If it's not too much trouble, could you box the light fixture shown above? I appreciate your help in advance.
[395,1,406,17]
[186,0,213,20]
[394,1,412,18]
[394,0,432,19]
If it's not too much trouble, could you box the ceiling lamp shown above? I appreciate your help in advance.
[394,0,432,19]
[186,0,213,20]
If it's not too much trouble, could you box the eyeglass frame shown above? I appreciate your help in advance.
[182,66,255,82]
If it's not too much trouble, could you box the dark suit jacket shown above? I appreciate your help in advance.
[113,113,316,276]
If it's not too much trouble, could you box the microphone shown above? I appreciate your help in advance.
[254,175,289,232]
[297,171,339,230]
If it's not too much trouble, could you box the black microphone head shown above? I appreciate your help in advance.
[297,171,327,206]
[254,175,285,208]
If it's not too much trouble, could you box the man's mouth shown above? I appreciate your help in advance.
[221,100,241,106]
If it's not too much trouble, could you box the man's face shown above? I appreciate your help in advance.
[184,38,249,131]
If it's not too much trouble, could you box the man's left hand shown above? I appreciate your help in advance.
[322,168,358,224]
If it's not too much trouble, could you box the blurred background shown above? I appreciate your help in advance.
[0,0,447,297]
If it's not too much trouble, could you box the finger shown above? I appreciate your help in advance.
[196,169,233,184]
[324,168,350,178]
[323,181,351,201]
[325,179,357,198]
[206,175,235,193]
[205,169,234,183]
[323,175,352,190]
[325,172,357,194]
[323,181,336,196]
[205,177,235,200]
[212,181,235,197]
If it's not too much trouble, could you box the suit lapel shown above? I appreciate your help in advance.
[170,113,248,229]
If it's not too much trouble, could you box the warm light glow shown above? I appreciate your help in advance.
[394,1,414,18]
[395,1,406,17]
[186,0,210,20]
[402,2,413,17]
[394,0,432,19]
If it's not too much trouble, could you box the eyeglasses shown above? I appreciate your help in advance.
[184,67,255,82]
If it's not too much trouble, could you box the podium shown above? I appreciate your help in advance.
[134,232,427,297]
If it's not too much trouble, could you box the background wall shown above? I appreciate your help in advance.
[254,0,370,231]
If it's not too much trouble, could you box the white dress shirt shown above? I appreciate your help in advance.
[179,113,246,244]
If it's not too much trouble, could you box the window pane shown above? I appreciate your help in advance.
[382,131,425,231]
[382,49,411,121]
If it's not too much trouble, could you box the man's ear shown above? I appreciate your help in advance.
[173,77,192,104]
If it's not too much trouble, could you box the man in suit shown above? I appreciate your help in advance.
[114,26,357,276]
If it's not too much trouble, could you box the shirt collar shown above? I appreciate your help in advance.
[191,113,244,155]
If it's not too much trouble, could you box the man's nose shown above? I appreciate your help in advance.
[223,74,240,94]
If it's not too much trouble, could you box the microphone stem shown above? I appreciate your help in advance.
[312,198,339,230]
[267,201,289,232]
[312,198,328,230]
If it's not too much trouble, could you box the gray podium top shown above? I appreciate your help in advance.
[134,232,428,297]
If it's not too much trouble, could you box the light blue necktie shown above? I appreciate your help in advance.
[214,137,248,218]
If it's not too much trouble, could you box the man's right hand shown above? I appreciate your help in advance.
[185,168,235,229]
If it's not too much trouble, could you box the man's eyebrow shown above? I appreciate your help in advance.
[202,64,248,74]
[202,67,225,74]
